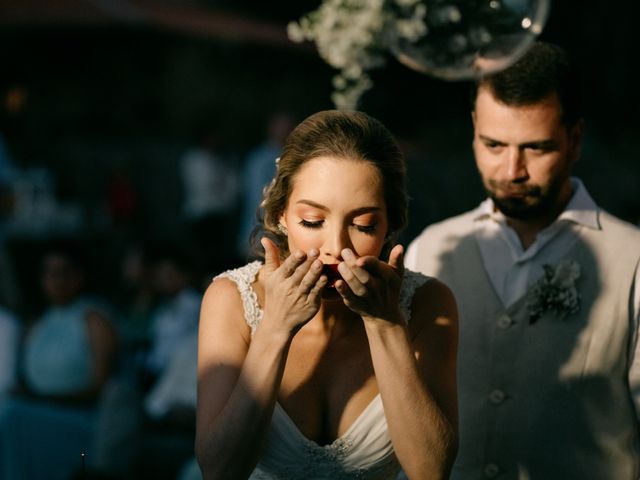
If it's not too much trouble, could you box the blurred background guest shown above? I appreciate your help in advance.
[142,244,200,384]
[0,306,19,401]
[237,111,295,259]
[0,241,118,480]
[111,241,157,359]
[0,132,20,312]
[89,243,200,480]
[179,118,240,279]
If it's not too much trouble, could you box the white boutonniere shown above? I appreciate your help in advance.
[526,260,581,324]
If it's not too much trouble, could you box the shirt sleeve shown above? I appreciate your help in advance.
[404,237,419,270]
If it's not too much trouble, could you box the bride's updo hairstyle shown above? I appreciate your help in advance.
[254,110,407,259]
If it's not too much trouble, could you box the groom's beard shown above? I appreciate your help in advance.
[484,177,564,221]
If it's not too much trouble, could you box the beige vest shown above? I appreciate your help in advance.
[408,210,640,480]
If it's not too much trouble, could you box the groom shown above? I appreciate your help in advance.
[406,41,640,479]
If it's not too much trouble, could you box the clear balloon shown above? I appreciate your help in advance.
[392,0,550,80]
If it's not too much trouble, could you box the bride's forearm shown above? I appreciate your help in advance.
[364,321,457,480]
[196,326,292,480]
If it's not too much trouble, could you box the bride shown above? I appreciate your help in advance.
[195,110,458,479]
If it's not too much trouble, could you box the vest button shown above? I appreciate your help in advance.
[497,314,513,329]
[483,463,500,478]
[489,389,505,405]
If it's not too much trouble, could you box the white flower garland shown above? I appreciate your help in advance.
[288,0,427,110]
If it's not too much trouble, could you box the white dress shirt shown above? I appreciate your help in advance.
[469,178,640,416]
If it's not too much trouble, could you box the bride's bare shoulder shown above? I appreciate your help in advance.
[200,275,251,339]
[408,278,458,339]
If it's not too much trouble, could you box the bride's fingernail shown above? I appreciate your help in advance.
[294,250,305,260]
[338,262,349,275]
[342,248,354,261]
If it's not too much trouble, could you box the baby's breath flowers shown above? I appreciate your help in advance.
[288,0,427,110]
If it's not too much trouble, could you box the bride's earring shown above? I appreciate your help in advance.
[277,223,288,236]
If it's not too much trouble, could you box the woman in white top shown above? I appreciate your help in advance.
[196,110,458,479]
[0,307,19,398]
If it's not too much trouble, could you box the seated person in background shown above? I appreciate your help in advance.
[140,244,201,388]
[20,244,118,403]
[0,241,118,480]
[112,243,157,357]
[89,245,200,480]
[0,306,19,401]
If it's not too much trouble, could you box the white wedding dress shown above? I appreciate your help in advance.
[216,261,429,480]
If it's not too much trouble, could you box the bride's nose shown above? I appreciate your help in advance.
[323,224,351,260]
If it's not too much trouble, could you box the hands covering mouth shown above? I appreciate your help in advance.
[321,263,341,288]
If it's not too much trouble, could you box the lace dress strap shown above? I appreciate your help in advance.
[399,269,431,324]
[213,263,428,332]
[214,261,263,335]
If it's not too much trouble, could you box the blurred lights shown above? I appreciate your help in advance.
[5,86,28,115]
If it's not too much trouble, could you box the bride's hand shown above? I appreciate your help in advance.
[260,237,327,337]
[335,245,405,325]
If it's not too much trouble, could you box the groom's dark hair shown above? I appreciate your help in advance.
[470,41,582,127]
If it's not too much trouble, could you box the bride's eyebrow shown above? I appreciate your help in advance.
[296,199,329,211]
[296,200,382,217]
[350,207,382,216]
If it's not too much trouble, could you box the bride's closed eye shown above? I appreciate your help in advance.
[353,223,377,235]
[299,218,377,235]
[299,219,323,229]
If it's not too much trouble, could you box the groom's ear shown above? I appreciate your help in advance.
[568,119,584,166]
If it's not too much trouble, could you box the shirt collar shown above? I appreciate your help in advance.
[472,177,600,230]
